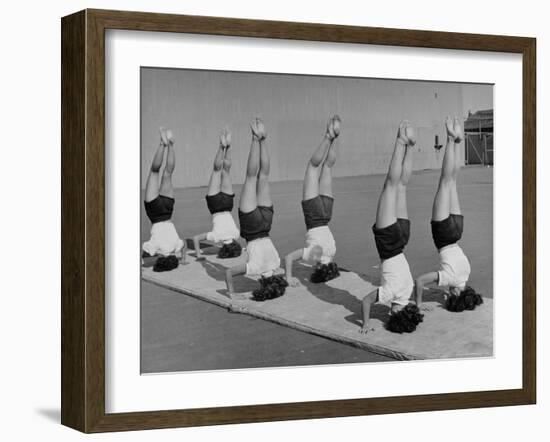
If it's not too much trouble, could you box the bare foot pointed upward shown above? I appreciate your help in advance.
[445,116,458,141]
[250,117,267,141]
[403,120,416,146]
[326,115,342,141]
[397,120,416,147]
[165,129,175,145]
[397,120,408,145]
[220,126,232,149]
[159,127,169,146]
[453,117,463,143]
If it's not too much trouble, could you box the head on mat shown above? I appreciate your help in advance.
[310,261,340,284]
[217,240,242,259]
[152,255,180,273]
[414,117,482,312]
[386,303,424,334]
[252,274,289,301]
[285,115,341,286]
[445,286,483,312]
[142,127,187,271]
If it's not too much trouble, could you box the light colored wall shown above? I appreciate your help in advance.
[141,68,490,188]
[462,83,494,116]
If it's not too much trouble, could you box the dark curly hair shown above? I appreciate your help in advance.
[252,275,289,302]
[217,240,242,259]
[310,262,340,283]
[153,255,179,272]
[446,286,483,312]
[386,303,424,333]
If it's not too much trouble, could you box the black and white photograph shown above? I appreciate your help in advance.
[1,0,544,437]
[140,67,494,373]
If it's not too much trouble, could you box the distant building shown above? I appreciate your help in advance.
[464,109,493,165]
[465,109,493,133]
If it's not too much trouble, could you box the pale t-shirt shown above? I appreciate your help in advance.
[438,243,471,289]
[377,253,414,306]
[245,237,281,277]
[142,221,184,257]
[302,225,336,264]
[206,211,240,244]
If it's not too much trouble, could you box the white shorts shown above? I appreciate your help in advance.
[438,244,471,289]
[377,253,414,307]
[302,226,336,264]
[206,211,240,245]
[246,237,281,277]
[142,221,184,257]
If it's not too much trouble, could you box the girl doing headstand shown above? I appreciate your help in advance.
[193,127,241,260]
[225,118,287,301]
[142,127,186,271]
[359,121,424,334]
[285,115,341,285]
[415,117,482,312]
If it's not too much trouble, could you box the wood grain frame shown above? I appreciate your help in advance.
[61,9,536,433]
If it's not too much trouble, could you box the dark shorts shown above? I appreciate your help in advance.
[431,214,464,250]
[372,218,411,260]
[144,195,174,224]
[239,205,274,242]
[302,195,334,230]
[205,192,235,214]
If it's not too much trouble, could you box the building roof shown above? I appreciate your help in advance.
[464,108,493,132]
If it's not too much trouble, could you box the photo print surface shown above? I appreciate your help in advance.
[140,67,493,374]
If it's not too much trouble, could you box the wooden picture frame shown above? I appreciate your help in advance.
[61,9,536,433]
